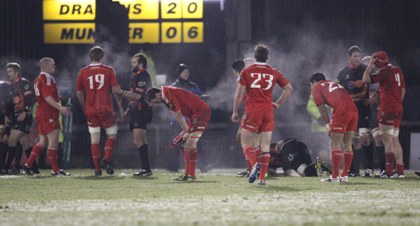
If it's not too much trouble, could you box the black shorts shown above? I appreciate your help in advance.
[355,101,371,129]
[130,109,153,130]
[10,114,33,134]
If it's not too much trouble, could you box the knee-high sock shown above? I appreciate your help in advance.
[246,159,252,171]
[255,148,262,164]
[91,144,101,172]
[189,149,198,177]
[0,143,7,169]
[184,149,190,176]
[27,144,43,168]
[5,146,16,169]
[341,151,354,177]
[24,147,38,171]
[104,138,115,162]
[350,147,361,174]
[138,144,151,171]
[385,152,395,176]
[331,148,342,178]
[396,163,404,175]
[47,147,59,172]
[243,145,256,166]
[376,146,385,172]
[258,153,270,180]
[364,144,374,170]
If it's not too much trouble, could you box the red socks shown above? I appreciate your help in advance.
[385,152,395,176]
[396,164,404,175]
[91,144,101,172]
[184,149,190,176]
[47,147,59,172]
[259,153,270,180]
[27,143,43,168]
[104,138,115,162]
[184,148,198,177]
[331,148,342,178]
[189,149,198,177]
[243,145,257,166]
[341,151,353,177]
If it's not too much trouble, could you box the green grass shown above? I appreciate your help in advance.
[0,169,419,226]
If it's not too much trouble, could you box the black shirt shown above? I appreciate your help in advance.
[270,138,313,172]
[9,78,35,115]
[129,69,152,111]
[337,64,369,102]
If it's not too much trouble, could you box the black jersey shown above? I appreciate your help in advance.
[129,69,152,111]
[9,78,35,116]
[270,138,313,172]
[337,64,369,102]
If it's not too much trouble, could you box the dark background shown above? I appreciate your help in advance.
[0,0,419,169]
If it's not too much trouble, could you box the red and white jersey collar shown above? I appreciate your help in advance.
[40,72,55,83]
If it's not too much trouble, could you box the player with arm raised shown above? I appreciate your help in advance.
[362,51,405,178]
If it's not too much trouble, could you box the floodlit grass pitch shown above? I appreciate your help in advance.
[0,169,419,226]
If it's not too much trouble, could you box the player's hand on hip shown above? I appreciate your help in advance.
[231,112,240,123]
[60,106,71,116]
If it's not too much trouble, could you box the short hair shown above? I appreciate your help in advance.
[6,62,21,74]
[232,59,245,73]
[146,88,161,101]
[89,46,104,61]
[348,45,362,56]
[39,57,53,67]
[309,72,326,83]
[133,53,147,69]
[254,44,269,62]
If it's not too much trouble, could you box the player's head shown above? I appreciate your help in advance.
[131,53,147,72]
[309,72,326,88]
[6,62,21,82]
[40,57,55,74]
[231,59,245,77]
[347,45,362,67]
[373,51,389,69]
[147,87,163,103]
[89,46,104,62]
[254,44,269,62]
[176,63,190,80]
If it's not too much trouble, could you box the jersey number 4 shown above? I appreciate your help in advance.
[250,73,274,90]
[87,74,105,90]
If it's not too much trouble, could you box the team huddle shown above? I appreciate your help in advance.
[0,44,405,184]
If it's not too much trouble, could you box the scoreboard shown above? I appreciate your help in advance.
[43,0,204,44]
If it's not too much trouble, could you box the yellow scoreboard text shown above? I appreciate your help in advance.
[43,0,96,20]
[44,23,95,44]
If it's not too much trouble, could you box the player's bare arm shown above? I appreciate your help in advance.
[401,88,406,101]
[317,104,330,131]
[174,110,189,132]
[112,92,124,117]
[76,90,86,114]
[45,95,71,116]
[274,83,293,109]
[112,85,141,101]
[232,83,245,123]
[362,54,377,84]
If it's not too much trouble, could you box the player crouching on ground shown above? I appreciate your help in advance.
[269,138,331,177]
[309,72,358,182]
[147,86,211,181]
